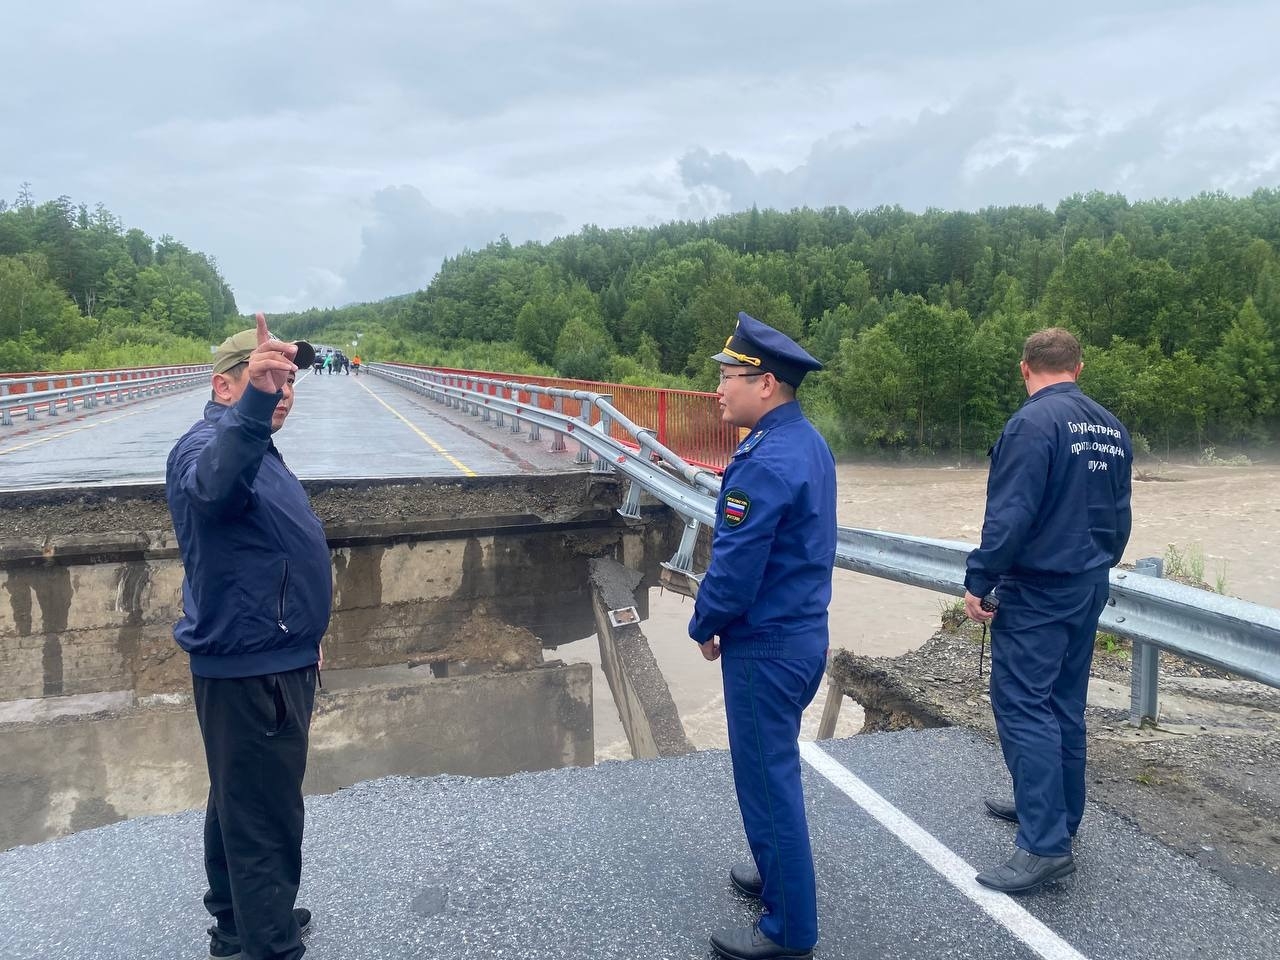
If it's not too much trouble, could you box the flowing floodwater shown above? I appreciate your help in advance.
[550,462,1280,761]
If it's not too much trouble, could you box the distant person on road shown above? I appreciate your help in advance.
[341,354,350,375]
[166,314,331,960]
[351,354,361,376]
[965,327,1132,895]
[312,352,324,375]
[689,312,833,960]
[323,351,333,375]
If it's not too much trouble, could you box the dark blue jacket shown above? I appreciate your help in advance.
[166,385,332,678]
[965,381,1133,598]
[690,401,837,658]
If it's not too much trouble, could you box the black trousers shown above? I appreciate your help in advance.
[193,666,317,960]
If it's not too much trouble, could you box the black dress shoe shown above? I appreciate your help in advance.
[975,848,1075,894]
[730,862,763,899]
[710,923,813,960]
[984,797,1019,823]
[983,797,1080,837]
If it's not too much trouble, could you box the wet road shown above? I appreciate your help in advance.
[0,727,1274,959]
[0,367,587,489]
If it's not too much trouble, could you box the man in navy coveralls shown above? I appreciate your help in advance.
[964,327,1132,894]
[690,312,835,960]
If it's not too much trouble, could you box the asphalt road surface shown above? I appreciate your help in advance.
[0,367,587,489]
[0,727,1273,959]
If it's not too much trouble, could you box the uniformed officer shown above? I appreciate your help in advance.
[690,312,835,960]
[964,327,1132,894]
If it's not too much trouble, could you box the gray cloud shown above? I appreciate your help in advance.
[2,1,1277,309]
[679,94,1280,215]
[340,186,563,304]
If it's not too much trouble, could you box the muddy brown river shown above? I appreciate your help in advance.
[552,462,1280,760]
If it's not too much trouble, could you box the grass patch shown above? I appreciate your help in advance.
[939,598,967,631]
[1095,632,1130,658]
[1163,542,1229,594]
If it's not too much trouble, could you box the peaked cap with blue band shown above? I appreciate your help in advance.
[712,311,823,388]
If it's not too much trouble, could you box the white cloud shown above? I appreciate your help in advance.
[2,0,1277,310]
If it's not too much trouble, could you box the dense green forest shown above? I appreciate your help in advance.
[274,189,1280,458]
[4,184,1278,457]
[0,184,235,370]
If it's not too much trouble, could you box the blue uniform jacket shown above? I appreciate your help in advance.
[690,401,837,658]
[166,384,332,678]
[965,382,1133,599]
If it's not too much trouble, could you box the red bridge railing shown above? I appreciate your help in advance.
[401,365,738,473]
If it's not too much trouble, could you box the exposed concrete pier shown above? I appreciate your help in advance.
[0,475,681,847]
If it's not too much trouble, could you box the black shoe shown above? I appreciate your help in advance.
[207,908,313,959]
[984,797,1019,824]
[983,797,1080,837]
[730,862,763,899]
[975,848,1075,894]
[710,923,813,960]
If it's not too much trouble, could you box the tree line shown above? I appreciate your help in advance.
[0,184,235,371]
[274,189,1280,457]
[6,183,1277,457]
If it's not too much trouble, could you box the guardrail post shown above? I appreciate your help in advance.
[1129,557,1164,727]
[668,517,702,575]
[618,482,642,520]
[510,390,523,435]
[593,399,613,472]
[551,396,567,451]
[575,399,592,465]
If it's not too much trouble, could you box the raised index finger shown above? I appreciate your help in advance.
[255,311,269,346]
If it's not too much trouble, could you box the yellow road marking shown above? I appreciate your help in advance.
[0,394,189,456]
[355,379,477,476]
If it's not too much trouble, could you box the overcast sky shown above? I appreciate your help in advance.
[4,1,1278,312]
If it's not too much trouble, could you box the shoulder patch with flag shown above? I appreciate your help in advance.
[723,489,751,527]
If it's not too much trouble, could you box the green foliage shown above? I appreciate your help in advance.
[1163,542,1207,583]
[1198,446,1252,466]
[554,314,615,381]
[1094,632,1129,657]
[0,189,236,371]
[339,188,1277,456]
[1161,541,1230,594]
[11,184,1280,455]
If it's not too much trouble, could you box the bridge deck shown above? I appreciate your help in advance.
[1,728,1273,959]
[0,368,587,488]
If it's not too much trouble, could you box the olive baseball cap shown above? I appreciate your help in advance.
[212,328,315,374]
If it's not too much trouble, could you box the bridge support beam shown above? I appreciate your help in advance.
[589,558,694,760]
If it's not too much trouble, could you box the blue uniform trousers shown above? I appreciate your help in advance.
[723,654,826,950]
[989,580,1109,857]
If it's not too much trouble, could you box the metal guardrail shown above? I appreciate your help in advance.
[0,366,211,426]
[373,361,738,471]
[371,363,1280,721]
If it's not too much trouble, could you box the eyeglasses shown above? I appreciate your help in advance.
[718,371,766,384]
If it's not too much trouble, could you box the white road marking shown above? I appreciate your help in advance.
[800,740,1089,960]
